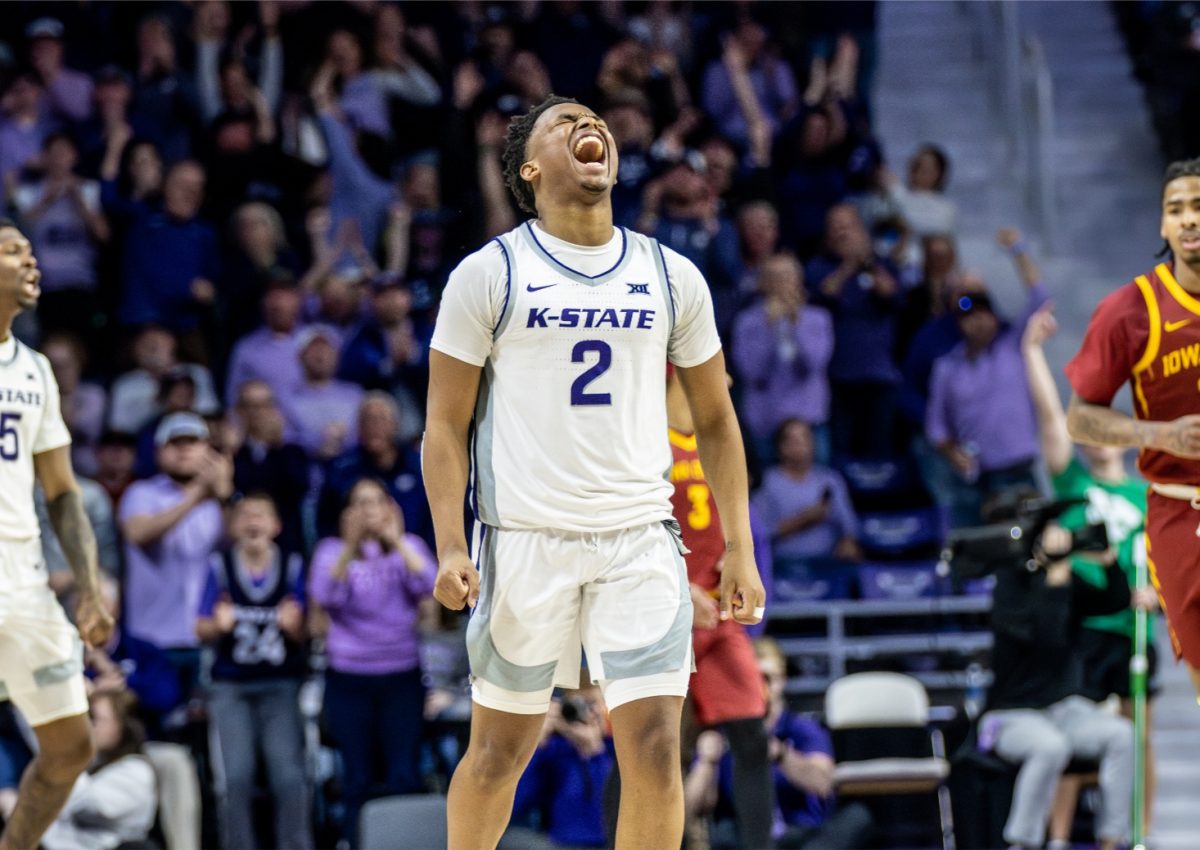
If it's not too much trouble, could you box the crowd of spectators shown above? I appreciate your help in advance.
[0,1,1155,848]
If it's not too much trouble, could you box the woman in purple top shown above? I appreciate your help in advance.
[309,477,436,845]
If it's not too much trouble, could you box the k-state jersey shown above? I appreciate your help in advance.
[431,222,722,531]
[0,339,71,542]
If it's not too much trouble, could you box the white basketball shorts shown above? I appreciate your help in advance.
[0,539,87,726]
[468,520,694,714]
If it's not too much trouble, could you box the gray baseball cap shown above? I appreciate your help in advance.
[154,412,209,447]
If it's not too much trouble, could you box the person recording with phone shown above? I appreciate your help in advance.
[752,419,863,564]
[953,493,1133,850]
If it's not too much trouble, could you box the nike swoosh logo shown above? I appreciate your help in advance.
[526,283,558,293]
[1165,319,1192,332]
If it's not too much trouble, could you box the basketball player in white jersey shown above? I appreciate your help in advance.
[0,221,113,850]
[425,96,765,849]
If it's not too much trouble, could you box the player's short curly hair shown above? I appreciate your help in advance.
[1163,158,1200,194]
[502,95,579,216]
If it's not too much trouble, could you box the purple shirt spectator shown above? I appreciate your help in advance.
[319,112,396,262]
[224,327,306,411]
[732,302,834,437]
[12,178,102,292]
[717,711,835,831]
[309,536,436,675]
[925,286,1050,472]
[0,118,48,183]
[279,381,364,459]
[119,474,225,649]
[701,38,797,146]
[42,68,93,124]
[753,466,859,562]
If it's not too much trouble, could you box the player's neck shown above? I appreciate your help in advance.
[535,205,614,247]
[1174,259,1200,293]
[0,312,15,346]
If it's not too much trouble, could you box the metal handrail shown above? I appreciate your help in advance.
[967,1,1058,251]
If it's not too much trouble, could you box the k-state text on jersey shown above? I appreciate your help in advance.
[525,306,656,330]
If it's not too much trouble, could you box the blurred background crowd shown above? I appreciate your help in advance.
[0,1,1192,849]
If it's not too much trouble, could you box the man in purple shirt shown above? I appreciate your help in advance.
[118,413,230,691]
[700,19,798,148]
[0,73,53,183]
[752,420,862,564]
[925,282,1049,527]
[224,277,306,409]
[25,18,93,124]
[278,325,362,461]
[731,254,834,463]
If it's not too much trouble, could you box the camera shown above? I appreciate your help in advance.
[560,696,592,725]
[941,494,1109,580]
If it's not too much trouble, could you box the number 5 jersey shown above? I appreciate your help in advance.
[430,222,721,532]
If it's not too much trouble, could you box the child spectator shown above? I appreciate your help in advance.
[197,494,313,850]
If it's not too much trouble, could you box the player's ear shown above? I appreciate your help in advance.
[520,160,538,185]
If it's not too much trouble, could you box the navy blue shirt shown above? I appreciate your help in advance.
[316,445,433,547]
[513,735,615,848]
[117,208,219,332]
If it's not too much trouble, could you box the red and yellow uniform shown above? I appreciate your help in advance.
[668,428,765,725]
[1066,262,1200,663]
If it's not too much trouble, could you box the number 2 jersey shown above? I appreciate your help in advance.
[0,337,71,545]
[431,222,722,532]
[1066,262,1200,485]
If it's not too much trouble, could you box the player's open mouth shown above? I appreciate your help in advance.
[571,131,607,175]
[21,269,40,293]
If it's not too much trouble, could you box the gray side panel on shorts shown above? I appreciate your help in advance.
[32,654,83,688]
[473,362,499,525]
[467,528,558,692]
[599,534,693,679]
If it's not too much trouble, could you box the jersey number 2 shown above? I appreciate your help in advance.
[571,340,612,406]
[0,413,21,461]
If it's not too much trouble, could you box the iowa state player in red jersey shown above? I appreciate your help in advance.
[1066,158,1200,698]
[666,367,773,847]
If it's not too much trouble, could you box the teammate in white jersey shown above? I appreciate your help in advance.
[0,221,113,850]
[425,97,765,849]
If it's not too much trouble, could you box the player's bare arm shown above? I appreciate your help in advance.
[676,351,765,625]
[424,349,482,610]
[33,446,113,648]
[1066,393,1200,458]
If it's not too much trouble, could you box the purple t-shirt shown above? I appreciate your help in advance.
[278,380,364,457]
[752,466,859,562]
[224,326,306,409]
[718,711,835,831]
[308,535,436,675]
[925,285,1050,471]
[731,302,834,437]
[119,475,225,649]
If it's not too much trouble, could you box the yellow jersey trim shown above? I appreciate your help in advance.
[668,429,697,452]
[1156,263,1200,318]
[1132,274,1162,374]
